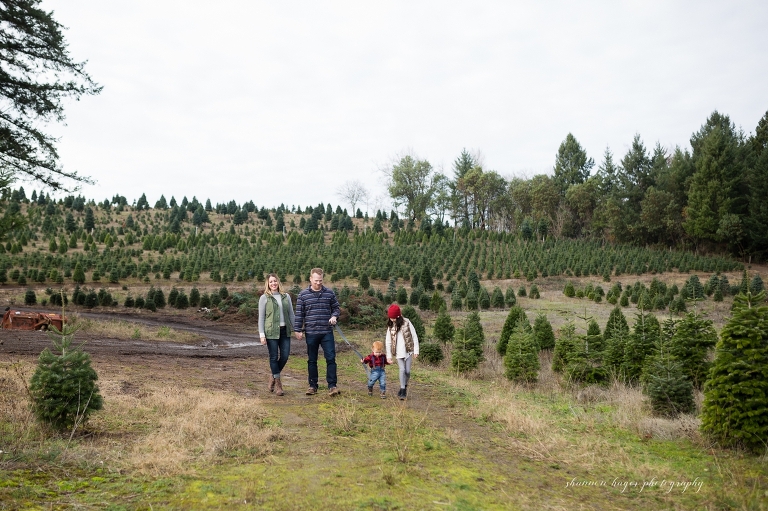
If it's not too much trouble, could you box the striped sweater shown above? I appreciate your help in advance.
[294,285,341,334]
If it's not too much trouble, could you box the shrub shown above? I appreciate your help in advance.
[24,289,37,305]
[144,298,157,312]
[420,342,444,365]
[564,281,575,297]
[124,296,135,308]
[518,286,526,297]
[134,296,145,309]
[529,284,540,299]
[29,325,103,431]
[345,294,386,329]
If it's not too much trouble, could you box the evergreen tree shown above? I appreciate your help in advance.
[359,273,370,290]
[189,287,201,307]
[479,287,491,309]
[433,307,455,343]
[498,306,525,355]
[0,0,100,193]
[701,292,768,452]
[533,313,555,350]
[396,286,408,305]
[504,287,517,306]
[669,309,717,389]
[552,321,577,373]
[400,305,425,341]
[553,133,594,194]
[465,289,478,310]
[622,311,661,383]
[684,111,748,246]
[504,322,540,383]
[29,324,103,431]
[467,270,480,294]
[72,262,85,284]
[491,287,505,308]
[463,311,485,360]
[84,207,95,231]
[643,354,695,417]
[420,266,434,291]
[429,290,445,312]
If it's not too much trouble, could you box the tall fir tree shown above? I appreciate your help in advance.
[701,292,768,453]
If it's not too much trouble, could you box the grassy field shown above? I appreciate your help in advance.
[1,274,767,510]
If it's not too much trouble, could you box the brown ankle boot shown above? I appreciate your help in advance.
[268,375,276,393]
[275,378,284,396]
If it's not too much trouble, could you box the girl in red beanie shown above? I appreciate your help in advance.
[385,304,419,400]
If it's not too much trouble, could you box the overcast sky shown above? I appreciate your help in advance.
[40,0,768,212]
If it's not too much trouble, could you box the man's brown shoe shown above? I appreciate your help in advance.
[275,378,284,396]
[328,387,341,396]
[306,387,317,395]
[268,375,276,393]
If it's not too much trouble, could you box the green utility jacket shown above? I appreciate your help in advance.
[261,292,294,339]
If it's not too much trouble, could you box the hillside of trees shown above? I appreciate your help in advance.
[0,186,743,304]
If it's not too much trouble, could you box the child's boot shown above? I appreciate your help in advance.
[380,390,386,399]
[367,386,373,396]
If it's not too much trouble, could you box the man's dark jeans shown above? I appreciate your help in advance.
[305,331,337,389]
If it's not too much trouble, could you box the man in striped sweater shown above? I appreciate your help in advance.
[294,267,342,396]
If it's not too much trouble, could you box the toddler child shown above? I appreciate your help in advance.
[361,341,389,398]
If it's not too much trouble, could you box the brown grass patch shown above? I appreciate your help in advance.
[118,385,278,475]
[70,315,203,343]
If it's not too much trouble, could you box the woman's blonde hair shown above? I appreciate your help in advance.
[264,273,284,295]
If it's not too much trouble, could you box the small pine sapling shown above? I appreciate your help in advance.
[433,307,455,344]
[29,310,103,432]
[504,322,540,383]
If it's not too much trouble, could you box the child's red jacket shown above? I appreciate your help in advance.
[362,353,388,369]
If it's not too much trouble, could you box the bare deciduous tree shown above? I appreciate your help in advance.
[337,180,369,216]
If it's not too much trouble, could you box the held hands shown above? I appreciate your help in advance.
[260,336,266,345]
[295,332,303,340]
[387,357,393,364]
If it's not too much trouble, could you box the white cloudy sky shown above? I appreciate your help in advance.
[40,0,768,212]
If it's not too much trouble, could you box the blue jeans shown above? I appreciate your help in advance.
[305,331,337,389]
[266,328,291,377]
[367,367,386,391]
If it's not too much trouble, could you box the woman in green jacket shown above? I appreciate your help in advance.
[258,273,295,396]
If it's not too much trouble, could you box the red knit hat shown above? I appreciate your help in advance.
[387,304,401,319]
